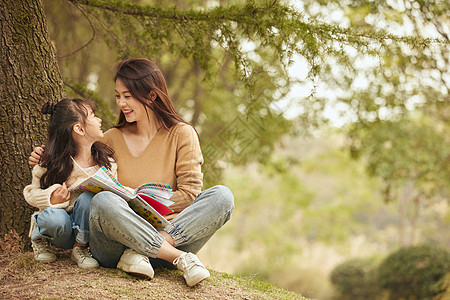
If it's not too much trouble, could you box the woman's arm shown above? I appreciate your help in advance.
[28,145,44,166]
[169,124,203,212]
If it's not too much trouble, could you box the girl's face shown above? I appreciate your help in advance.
[115,79,149,123]
[83,105,103,140]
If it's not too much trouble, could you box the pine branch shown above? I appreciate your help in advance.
[69,0,282,20]
[67,0,443,46]
[58,2,96,59]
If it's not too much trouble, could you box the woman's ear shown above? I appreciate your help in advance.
[73,123,85,136]
[149,90,157,101]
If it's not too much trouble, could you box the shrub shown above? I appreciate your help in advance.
[377,244,450,300]
[434,272,450,300]
[330,258,379,300]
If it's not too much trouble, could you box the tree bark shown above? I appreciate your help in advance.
[0,0,64,237]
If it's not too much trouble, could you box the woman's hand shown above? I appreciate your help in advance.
[50,182,70,205]
[28,145,45,166]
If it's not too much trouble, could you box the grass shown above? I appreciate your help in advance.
[0,235,307,300]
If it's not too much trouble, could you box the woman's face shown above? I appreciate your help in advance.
[115,79,149,123]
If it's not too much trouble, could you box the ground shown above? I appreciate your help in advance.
[0,231,306,300]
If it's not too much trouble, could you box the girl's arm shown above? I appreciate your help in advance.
[50,183,71,205]
[23,165,70,210]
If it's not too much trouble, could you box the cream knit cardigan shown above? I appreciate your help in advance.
[23,158,117,236]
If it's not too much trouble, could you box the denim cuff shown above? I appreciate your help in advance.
[147,233,166,258]
[74,227,89,245]
[30,221,42,241]
[162,224,185,248]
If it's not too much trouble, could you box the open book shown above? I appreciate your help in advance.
[75,167,174,229]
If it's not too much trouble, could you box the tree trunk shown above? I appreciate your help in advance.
[408,196,421,246]
[0,0,64,238]
[398,191,407,246]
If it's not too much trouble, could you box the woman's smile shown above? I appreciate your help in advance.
[122,109,133,117]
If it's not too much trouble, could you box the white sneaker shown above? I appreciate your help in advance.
[31,238,56,263]
[117,249,154,279]
[71,246,99,268]
[173,252,210,286]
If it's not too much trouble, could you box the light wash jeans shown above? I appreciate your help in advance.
[89,185,234,268]
[30,192,95,248]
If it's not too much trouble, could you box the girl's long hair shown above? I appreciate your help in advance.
[39,98,114,189]
[113,58,188,131]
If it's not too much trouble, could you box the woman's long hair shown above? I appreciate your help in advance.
[113,58,188,131]
[39,98,114,189]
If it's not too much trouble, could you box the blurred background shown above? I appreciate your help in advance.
[43,0,449,299]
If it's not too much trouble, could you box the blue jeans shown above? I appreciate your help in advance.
[89,185,234,268]
[30,192,95,248]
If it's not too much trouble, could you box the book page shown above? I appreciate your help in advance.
[91,167,116,185]
[93,167,134,198]
[135,182,174,207]
[129,195,172,229]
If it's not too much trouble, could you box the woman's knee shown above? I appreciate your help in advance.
[211,185,235,213]
[91,191,126,218]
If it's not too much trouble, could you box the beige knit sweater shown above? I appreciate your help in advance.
[102,122,203,213]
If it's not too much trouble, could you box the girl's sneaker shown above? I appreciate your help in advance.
[71,246,99,268]
[31,238,56,263]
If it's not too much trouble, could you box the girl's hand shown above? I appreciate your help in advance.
[28,145,45,166]
[50,182,70,205]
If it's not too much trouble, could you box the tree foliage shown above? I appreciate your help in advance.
[298,0,449,131]
[294,0,450,245]
[349,117,450,201]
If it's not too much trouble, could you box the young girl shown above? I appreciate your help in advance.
[23,98,117,268]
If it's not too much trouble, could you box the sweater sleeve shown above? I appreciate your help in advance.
[169,124,203,212]
[23,165,70,210]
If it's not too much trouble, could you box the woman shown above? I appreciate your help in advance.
[29,58,234,286]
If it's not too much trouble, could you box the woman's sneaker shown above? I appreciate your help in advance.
[117,248,154,279]
[71,246,99,268]
[173,252,210,286]
[31,238,56,263]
